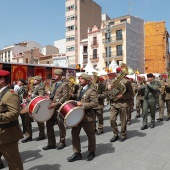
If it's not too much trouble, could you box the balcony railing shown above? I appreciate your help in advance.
[103,35,123,44]
[103,51,123,59]
[90,55,99,63]
[91,40,99,48]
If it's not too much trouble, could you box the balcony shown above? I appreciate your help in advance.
[103,51,123,60]
[103,35,123,45]
[91,40,99,48]
[90,55,99,63]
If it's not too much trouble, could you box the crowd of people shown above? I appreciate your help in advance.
[0,65,169,169]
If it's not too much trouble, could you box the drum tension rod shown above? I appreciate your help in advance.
[35,105,41,114]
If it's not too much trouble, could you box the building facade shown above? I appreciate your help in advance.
[87,15,144,73]
[0,41,41,63]
[65,0,101,67]
[145,21,170,73]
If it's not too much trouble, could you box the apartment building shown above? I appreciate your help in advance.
[65,0,101,67]
[87,15,144,73]
[102,15,144,73]
[0,41,41,63]
[145,21,170,73]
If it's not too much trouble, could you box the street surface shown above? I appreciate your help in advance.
[2,105,170,170]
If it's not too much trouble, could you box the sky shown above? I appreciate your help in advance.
[0,0,170,49]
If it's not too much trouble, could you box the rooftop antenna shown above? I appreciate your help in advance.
[128,1,132,15]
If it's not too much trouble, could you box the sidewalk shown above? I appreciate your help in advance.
[2,106,170,170]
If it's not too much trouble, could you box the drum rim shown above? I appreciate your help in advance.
[58,100,75,113]
[28,96,46,114]
[28,96,52,122]
[64,107,85,128]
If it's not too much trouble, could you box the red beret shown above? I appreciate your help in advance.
[99,76,104,81]
[108,72,116,77]
[116,67,122,73]
[0,70,10,77]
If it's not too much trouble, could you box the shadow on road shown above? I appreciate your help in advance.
[96,143,115,157]
[127,129,146,139]
[21,149,43,163]
[28,163,60,170]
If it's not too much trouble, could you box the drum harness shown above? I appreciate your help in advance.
[77,85,90,101]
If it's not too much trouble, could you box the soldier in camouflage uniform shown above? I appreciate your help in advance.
[140,73,159,130]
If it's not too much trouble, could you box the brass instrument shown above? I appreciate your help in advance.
[107,63,129,100]
[91,72,99,90]
[43,79,52,95]
[68,75,77,99]
[160,86,166,95]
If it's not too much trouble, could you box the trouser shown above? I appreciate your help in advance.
[0,152,3,164]
[142,99,156,125]
[46,111,66,145]
[20,114,26,134]
[0,141,23,170]
[93,109,103,130]
[110,106,127,138]
[127,107,131,122]
[25,112,45,138]
[71,121,96,153]
[136,99,144,116]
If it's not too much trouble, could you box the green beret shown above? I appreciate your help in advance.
[34,76,42,81]
[79,73,91,81]
[53,69,63,75]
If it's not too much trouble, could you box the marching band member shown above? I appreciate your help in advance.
[21,76,46,143]
[0,70,23,169]
[92,76,107,135]
[42,69,69,150]
[135,76,145,118]
[109,67,134,142]
[140,73,159,130]
[67,73,98,162]
[157,75,170,122]
[16,78,27,134]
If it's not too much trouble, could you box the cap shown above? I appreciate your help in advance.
[34,76,42,81]
[108,72,116,77]
[53,69,63,75]
[99,76,104,81]
[19,78,26,85]
[147,73,154,78]
[116,67,122,73]
[79,73,91,81]
[0,70,10,77]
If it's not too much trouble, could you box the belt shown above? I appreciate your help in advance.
[0,120,19,128]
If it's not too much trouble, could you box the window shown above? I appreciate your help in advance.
[105,32,111,43]
[66,36,75,41]
[116,45,123,56]
[66,5,77,11]
[105,47,111,57]
[93,49,97,59]
[66,15,77,21]
[83,46,88,53]
[66,25,77,31]
[66,46,75,52]
[116,30,122,40]
[120,19,127,23]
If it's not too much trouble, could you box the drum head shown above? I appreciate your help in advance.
[65,107,84,127]
[32,99,53,122]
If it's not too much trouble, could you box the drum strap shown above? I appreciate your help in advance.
[0,87,9,101]
[77,85,90,101]
[50,81,63,100]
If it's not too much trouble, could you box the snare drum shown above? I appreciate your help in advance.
[28,96,53,122]
[20,101,28,114]
[58,100,84,127]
